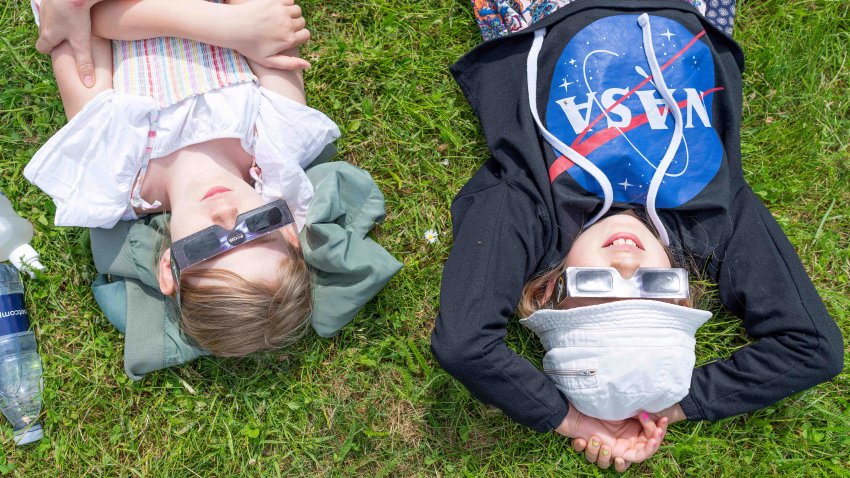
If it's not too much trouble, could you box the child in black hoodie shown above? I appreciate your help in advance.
[431,0,844,472]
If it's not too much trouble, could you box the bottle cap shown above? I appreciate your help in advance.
[9,244,44,278]
[13,422,43,446]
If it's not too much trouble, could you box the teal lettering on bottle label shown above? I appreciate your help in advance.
[0,293,30,336]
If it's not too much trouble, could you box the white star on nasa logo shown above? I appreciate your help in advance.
[559,78,574,93]
[661,28,676,41]
[619,178,633,191]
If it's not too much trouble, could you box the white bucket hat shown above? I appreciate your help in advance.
[520,300,711,420]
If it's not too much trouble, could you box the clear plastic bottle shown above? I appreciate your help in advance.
[0,192,43,277]
[0,264,44,445]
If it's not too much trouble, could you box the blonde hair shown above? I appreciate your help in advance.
[177,251,313,357]
[157,222,313,357]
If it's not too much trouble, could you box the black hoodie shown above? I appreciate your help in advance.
[431,0,844,433]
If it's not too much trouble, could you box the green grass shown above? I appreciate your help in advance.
[1,0,848,476]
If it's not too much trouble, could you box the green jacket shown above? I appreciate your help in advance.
[90,162,401,380]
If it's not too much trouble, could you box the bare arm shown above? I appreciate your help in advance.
[37,0,222,103]
[246,50,307,105]
[52,0,310,118]
[224,0,310,104]
[91,0,310,70]
[91,0,228,45]
[36,0,107,87]
[50,34,112,120]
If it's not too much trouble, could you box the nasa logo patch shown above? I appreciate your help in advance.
[545,15,723,208]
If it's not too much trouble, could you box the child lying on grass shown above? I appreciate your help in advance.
[26,0,399,363]
[432,0,843,472]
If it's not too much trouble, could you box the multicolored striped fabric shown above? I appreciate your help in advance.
[112,37,256,108]
[31,0,256,108]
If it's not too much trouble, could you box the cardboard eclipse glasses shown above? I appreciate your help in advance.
[552,267,690,306]
[170,199,294,272]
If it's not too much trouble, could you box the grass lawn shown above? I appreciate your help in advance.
[0,0,848,476]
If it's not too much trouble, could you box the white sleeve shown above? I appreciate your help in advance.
[24,91,158,228]
[251,87,340,230]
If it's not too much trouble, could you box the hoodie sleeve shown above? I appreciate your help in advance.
[431,163,569,432]
[680,187,844,421]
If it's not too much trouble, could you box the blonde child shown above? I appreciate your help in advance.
[26,0,339,355]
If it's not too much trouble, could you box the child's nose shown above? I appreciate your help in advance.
[610,256,641,279]
[212,205,239,230]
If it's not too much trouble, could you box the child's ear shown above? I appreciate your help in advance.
[282,223,301,250]
[157,249,176,296]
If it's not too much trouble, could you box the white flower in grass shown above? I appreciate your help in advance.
[440,159,450,166]
[424,229,439,244]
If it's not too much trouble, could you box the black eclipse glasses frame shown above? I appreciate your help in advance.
[169,199,294,302]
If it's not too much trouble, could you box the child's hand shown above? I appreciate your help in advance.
[227,0,311,70]
[35,0,105,87]
[556,408,668,472]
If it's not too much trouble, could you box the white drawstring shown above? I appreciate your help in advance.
[527,28,614,227]
[638,13,682,246]
[527,16,683,244]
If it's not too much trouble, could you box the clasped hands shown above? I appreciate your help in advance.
[34,0,311,87]
[556,406,669,473]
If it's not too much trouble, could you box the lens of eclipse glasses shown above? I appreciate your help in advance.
[641,271,681,293]
[246,207,282,232]
[575,270,615,292]
[183,231,222,262]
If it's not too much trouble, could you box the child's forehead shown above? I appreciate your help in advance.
[182,233,293,285]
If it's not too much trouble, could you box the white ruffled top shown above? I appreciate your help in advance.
[24,82,340,230]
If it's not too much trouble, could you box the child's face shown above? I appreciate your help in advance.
[164,175,299,290]
[554,212,672,309]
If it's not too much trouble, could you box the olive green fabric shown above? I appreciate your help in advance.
[90,214,209,380]
[90,159,400,379]
[303,163,402,337]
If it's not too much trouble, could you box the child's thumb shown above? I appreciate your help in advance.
[70,39,96,87]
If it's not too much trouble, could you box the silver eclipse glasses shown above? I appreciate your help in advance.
[552,267,690,306]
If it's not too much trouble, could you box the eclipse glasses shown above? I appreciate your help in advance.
[552,267,690,306]
[168,199,294,307]
[170,199,294,272]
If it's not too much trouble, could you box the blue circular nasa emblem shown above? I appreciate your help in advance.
[545,15,723,208]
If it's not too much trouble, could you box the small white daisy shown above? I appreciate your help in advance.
[424,229,439,244]
[440,159,450,166]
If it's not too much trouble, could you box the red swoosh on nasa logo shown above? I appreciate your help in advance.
[548,87,723,182]
[572,30,707,147]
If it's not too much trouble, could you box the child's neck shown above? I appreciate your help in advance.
[140,139,254,211]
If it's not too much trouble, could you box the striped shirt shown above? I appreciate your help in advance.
[112,38,256,108]
[111,1,256,107]
[32,0,256,108]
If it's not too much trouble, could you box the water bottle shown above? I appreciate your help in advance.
[0,264,44,445]
[0,192,43,277]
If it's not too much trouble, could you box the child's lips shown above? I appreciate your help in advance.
[202,186,232,200]
[603,232,644,251]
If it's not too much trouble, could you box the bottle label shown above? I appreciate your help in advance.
[0,293,30,335]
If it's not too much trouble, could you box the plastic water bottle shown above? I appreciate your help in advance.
[0,264,44,445]
[0,192,43,277]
